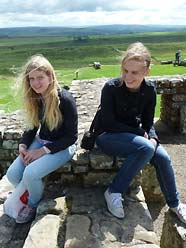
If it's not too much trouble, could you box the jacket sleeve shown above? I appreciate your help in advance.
[141,86,159,141]
[19,127,38,148]
[45,91,78,154]
[101,83,146,136]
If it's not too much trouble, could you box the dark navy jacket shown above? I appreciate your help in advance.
[100,77,158,140]
[20,88,78,154]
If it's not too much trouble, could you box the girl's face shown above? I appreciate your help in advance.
[122,59,150,92]
[28,69,51,95]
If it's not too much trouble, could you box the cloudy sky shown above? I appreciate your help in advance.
[0,0,186,28]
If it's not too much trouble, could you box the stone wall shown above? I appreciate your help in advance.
[1,75,186,179]
[0,75,186,203]
[150,74,186,132]
[1,76,186,247]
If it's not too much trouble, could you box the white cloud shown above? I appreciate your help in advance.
[0,0,186,27]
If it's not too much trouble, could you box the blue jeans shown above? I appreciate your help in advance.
[96,132,179,208]
[6,138,76,207]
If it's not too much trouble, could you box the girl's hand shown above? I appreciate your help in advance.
[150,138,158,149]
[19,144,27,162]
[144,132,149,139]
[23,148,46,165]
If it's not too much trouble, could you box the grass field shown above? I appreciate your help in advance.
[1,30,186,115]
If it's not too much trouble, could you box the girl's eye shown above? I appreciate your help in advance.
[132,71,138,75]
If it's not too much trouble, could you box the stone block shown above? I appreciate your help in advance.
[141,164,164,203]
[161,210,186,248]
[72,149,89,165]
[23,214,61,248]
[60,174,83,186]
[83,171,116,187]
[72,164,89,174]
[2,140,19,149]
[180,105,186,134]
[89,148,114,170]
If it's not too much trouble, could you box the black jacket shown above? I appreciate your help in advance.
[20,88,78,154]
[100,77,158,140]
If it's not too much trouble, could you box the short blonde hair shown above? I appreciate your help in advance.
[122,42,151,69]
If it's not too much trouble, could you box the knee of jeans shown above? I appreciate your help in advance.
[6,168,21,186]
[143,142,155,158]
[22,166,36,183]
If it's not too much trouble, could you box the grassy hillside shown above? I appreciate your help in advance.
[0,30,186,114]
[0,31,186,76]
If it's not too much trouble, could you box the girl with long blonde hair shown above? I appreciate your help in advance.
[5,54,78,223]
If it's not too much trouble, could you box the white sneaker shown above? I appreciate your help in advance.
[170,203,186,224]
[104,188,124,218]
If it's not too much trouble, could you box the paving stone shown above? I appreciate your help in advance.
[23,214,61,248]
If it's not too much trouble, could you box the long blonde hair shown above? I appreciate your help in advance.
[21,54,62,131]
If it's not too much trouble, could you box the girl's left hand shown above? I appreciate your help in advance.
[150,138,157,149]
[23,148,46,165]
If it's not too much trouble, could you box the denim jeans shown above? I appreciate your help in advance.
[96,132,179,208]
[6,138,76,207]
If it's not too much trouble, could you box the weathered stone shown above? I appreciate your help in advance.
[172,94,186,102]
[72,149,89,165]
[3,129,23,140]
[23,214,61,248]
[65,186,158,247]
[0,205,17,247]
[83,171,116,187]
[89,148,114,170]
[161,210,186,248]
[129,245,160,248]
[134,230,159,244]
[126,186,145,202]
[141,164,164,203]
[0,161,12,174]
[1,76,186,247]
[180,105,186,134]
[37,196,67,216]
[2,140,19,149]
[0,126,6,139]
[0,149,18,160]
[60,174,80,185]
[65,215,96,248]
[69,187,105,214]
[72,164,89,173]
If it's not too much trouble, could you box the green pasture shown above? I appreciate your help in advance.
[0,64,182,116]
[1,30,186,115]
[1,30,186,74]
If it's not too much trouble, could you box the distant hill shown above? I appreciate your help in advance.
[0,25,186,37]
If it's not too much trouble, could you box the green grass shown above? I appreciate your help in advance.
[0,76,21,112]
[150,64,186,75]
[1,31,186,76]
[1,30,186,114]
[1,63,185,114]
[155,95,161,118]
